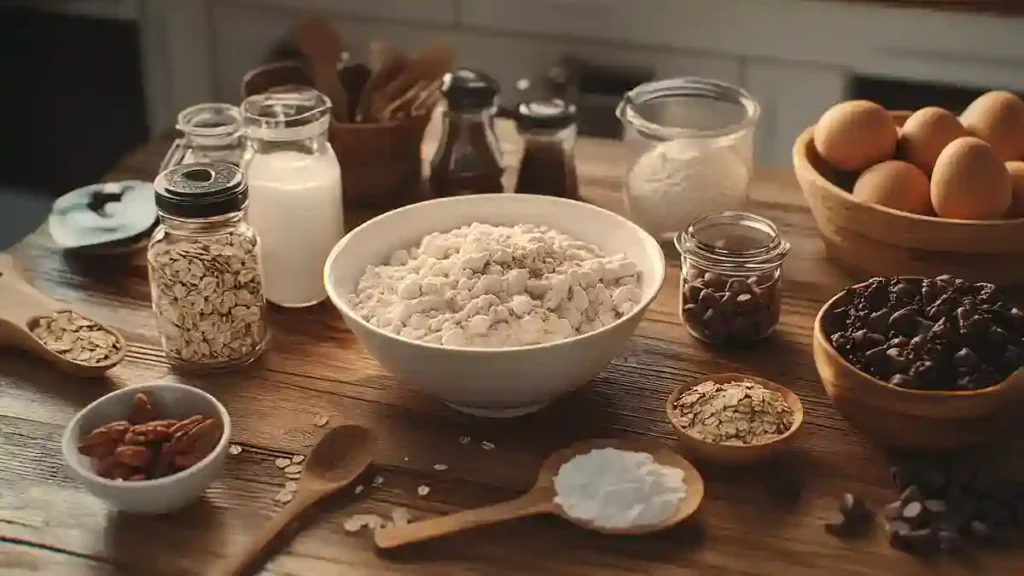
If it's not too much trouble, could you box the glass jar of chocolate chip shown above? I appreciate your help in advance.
[674,211,790,346]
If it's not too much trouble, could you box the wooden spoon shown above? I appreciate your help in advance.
[0,252,126,377]
[356,41,408,122]
[374,438,704,549]
[370,43,453,121]
[218,425,376,576]
[293,16,349,122]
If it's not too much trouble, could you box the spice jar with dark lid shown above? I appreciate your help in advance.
[147,162,268,370]
[514,98,579,199]
[674,211,790,347]
[429,69,505,197]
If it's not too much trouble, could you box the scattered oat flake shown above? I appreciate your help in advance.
[433,464,448,471]
[480,441,495,450]
[459,436,471,445]
[391,507,411,526]
[228,444,242,455]
[284,481,298,492]
[403,457,409,462]
[275,490,294,504]
[354,485,364,495]
[291,455,305,464]
[275,458,291,469]
[284,465,303,474]
[314,414,330,427]
[417,484,430,496]
[285,473,303,480]
[343,513,387,533]
[372,475,384,487]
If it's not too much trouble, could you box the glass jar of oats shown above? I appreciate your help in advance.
[148,162,268,370]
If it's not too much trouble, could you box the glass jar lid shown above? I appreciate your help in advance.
[241,88,332,141]
[154,162,248,219]
[176,103,243,142]
[674,211,790,273]
[516,99,576,132]
[617,77,760,142]
[442,68,499,111]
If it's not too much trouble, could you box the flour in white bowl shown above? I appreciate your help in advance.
[348,223,643,348]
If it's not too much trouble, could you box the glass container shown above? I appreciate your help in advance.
[674,211,789,347]
[514,98,579,199]
[429,69,504,197]
[240,88,343,308]
[617,78,760,241]
[148,162,268,370]
[159,103,249,173]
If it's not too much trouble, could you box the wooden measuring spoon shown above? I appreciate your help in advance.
[218,425,376,576]
[0,252,126,377]
[374,438,704,549]
[293,16,349,122]
[370,43,453,121]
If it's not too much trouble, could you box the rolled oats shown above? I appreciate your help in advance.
[671,379,794,445]
[30,311,121,366]
[147,232,267,367]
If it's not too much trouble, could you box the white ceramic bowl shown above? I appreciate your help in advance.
[61,382,231,514]
[324,194,666,417]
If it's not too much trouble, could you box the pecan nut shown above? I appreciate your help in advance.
[127,393,157,424]
[93,455,136,480]
[78,421,131,457]
[125,419,178,444]
[168,415,205,439]
[114,445,152,468]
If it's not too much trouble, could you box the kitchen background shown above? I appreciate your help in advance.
[2,0,1023,206]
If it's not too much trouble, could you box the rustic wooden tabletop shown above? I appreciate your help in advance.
[2,118,1021,575]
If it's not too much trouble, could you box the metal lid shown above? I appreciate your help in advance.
[516,99,576,131]
[154,162,247,219]
[442,68,499,111]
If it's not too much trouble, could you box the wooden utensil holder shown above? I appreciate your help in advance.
[241,61,430,210]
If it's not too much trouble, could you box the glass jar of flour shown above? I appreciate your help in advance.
[616,78,760,241]
[241,89,343,308]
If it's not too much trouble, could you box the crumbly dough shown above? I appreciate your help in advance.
[349,223,643,348]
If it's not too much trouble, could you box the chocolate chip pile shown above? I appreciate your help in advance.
[824,275,1024,391]
[681,269,782,345]
[77,393,223,481]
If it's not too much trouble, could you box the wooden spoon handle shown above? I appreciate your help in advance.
[218,493,317,576]
[374,490,553,549]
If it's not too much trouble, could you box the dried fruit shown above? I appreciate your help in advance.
[114,445,152,467]
[30,310,121,366]
[670,379,794,445]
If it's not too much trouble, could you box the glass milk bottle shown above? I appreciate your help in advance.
[240,89,343,308]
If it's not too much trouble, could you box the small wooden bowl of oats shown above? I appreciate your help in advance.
[665,373,804,465]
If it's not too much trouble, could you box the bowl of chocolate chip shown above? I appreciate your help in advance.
[814,275,1024,451]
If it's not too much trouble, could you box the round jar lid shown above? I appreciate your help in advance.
[516,99,577,131]
[442,69,499,111]
[154,162,247,219]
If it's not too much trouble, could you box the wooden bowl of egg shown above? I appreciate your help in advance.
[794,91,1024,285]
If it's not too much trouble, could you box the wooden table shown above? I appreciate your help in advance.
[2,119,1021,576]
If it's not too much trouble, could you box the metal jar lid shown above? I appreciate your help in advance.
[516,99,577,131]
[153,162,248,219]
[441,68,499,111]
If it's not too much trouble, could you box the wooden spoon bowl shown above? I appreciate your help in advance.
[374,438,704,549]
[666,373,804,465]
[0,252,126,377]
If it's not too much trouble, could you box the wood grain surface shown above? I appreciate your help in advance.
[2,117,1022,575]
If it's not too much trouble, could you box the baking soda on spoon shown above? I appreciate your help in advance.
[553,447,687,529]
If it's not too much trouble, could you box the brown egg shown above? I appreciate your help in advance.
[1007,161,1024,217]
[898,107,967,175]
[852,160,932,215]
[959,91,1024,162]
[931,137,1011,220]
[814,100,898,172]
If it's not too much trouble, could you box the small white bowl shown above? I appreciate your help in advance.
[324,194,666,417]
[61,382,231,514]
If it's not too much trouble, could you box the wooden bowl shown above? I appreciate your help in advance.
[665,373,804,465]
[793,111,1024,285]
[812,281,1024,452]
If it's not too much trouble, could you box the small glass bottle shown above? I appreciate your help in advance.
[429,69,504,197]
[674,211,790,347]
[148,162,268,370]
[159,103,249,173]
[240,88,343,308]
[514,99,579,199]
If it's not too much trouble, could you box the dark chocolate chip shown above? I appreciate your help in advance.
[867,309,892,334]
[726,278,751,294]
[969,520,993,541]
[902,501,926,527]
[883,501,904,520]
[698,290,720,308]
[923,500,947,516]
[824,514,855,538]
[937,529,964,553]
[953,347,978,368]
[840,493,873,523]
[901,486,924,505]
[902,528,939,555]
[888,374,917,388]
